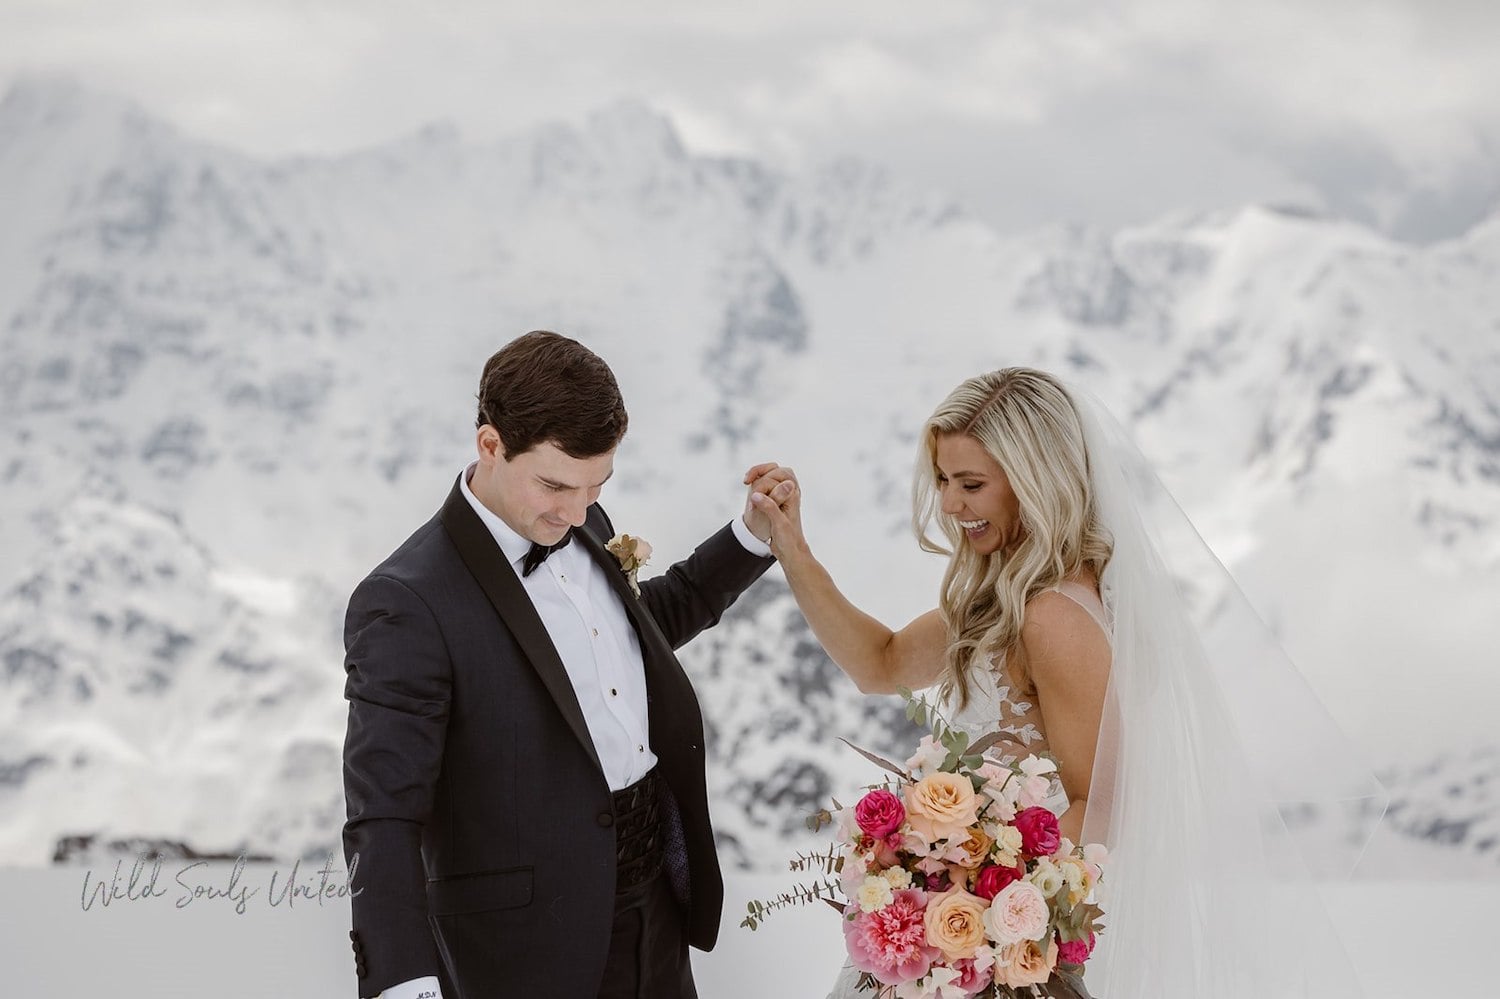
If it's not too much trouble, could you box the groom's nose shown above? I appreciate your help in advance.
[558,496,589,527]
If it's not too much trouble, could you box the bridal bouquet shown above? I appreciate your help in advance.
[745,692,1107,998]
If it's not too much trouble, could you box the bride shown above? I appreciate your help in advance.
[749,367,1382,998]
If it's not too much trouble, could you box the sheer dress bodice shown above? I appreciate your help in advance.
[947,582,1112,793]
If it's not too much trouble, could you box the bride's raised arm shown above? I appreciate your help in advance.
[748,480,946,696]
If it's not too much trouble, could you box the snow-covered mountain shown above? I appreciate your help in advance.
[1,77,1496,870]
[1374,746,1500,862]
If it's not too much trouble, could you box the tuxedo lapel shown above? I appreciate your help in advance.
[438,477,604,779]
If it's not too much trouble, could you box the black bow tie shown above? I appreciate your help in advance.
[521,530,573,577]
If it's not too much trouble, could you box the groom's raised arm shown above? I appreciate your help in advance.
[620,462,797,647]
[342,573,452,998]
[634,517,775,649]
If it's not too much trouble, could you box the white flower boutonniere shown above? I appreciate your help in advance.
[605,533,653,596]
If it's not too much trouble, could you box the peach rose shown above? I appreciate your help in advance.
[945,826,994,869]
[922,888,990,962]
[994,938,1059,989]
[904,772,980,843]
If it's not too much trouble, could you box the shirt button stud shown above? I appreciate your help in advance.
[637,745,644,753]
[610,688,618,697]
[592,628,599,637]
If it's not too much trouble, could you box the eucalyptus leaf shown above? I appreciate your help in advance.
[967,731,1007,756]
[838,737,907,776]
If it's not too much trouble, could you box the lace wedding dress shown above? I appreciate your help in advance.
[825,582,1107,999]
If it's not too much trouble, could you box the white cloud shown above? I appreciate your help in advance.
[1,0,1496,240]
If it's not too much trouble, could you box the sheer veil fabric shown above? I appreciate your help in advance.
[1073,386,1387,998]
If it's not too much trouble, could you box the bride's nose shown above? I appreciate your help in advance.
[939,486,964,516]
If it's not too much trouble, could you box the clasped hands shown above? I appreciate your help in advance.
[741,461,806,561]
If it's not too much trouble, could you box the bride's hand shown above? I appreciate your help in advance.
[741,462,797,543]
[746,469,809,565]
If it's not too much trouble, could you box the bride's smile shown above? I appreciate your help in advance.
[933,432,1023,556]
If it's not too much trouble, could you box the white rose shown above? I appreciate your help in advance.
[993,825,1024,866]
[983,880,1050,945]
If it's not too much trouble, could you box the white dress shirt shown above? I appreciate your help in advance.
[374,466,770,999]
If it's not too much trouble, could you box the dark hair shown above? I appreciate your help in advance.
[476,331,628,459]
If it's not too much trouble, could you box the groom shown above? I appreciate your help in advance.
[342,331,795,999]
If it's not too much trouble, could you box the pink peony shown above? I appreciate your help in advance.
[1056,932,1096,966]
[844,888,939,986]
[972,862,1024,901]
[855,789,907,839]
[1014,806,1061,857]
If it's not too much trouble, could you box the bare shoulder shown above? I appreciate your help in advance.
[1020,588,1110,675]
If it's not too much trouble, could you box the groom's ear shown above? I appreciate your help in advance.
[477,423,510,463]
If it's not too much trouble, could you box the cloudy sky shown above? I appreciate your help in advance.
[2,0,1498,241]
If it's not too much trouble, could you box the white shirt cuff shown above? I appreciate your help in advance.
[377,977,442,999]
[731,513,774,558]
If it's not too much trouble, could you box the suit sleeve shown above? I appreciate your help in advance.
[635,520,775,650]
[342,573,451,997]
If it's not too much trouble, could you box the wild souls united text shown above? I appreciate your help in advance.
[79,853,363,914]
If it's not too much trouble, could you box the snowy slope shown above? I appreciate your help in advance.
[0,77,1496,869]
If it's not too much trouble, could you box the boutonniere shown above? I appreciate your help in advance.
[605,533,653,596]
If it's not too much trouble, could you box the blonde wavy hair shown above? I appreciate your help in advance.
[913,368,1113,709]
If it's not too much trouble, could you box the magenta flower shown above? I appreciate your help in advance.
[844,888,938,986]
[855,789,906,839]
[973,862,1024,901]
[1014,806,1061,857]
[1056,932,1096,966]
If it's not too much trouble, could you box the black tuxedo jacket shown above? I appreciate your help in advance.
[342,477,773,998]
